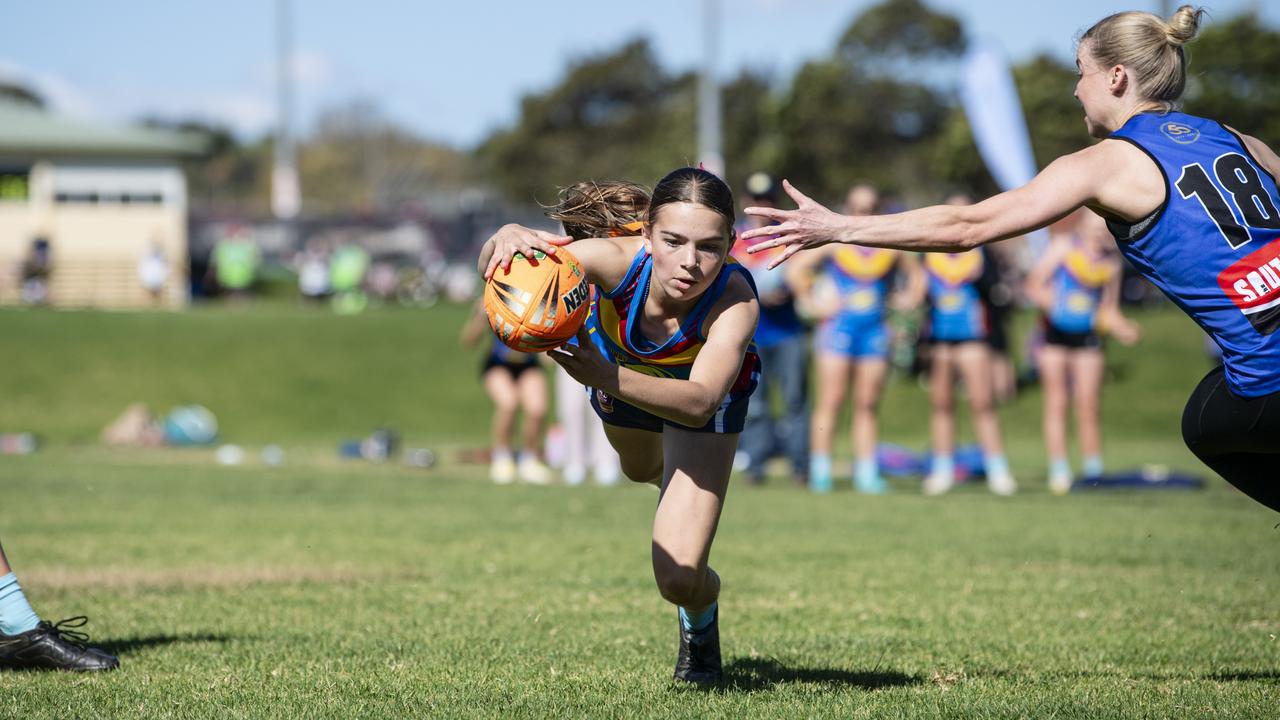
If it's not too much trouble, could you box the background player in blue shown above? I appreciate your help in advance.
[480,168,761,684]
[744,5,1280,513]
[1026,210,1142,494]
[731,173,810,488]
[786,184,924,494]
[913,193,1017,497]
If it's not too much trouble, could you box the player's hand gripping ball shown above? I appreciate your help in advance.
[484,248,590,352]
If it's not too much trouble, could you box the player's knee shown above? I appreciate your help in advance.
[621,457,661,485]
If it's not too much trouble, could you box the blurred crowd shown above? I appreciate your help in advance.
[471,172,1174,495]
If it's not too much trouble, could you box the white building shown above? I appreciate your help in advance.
[0,99,205,309]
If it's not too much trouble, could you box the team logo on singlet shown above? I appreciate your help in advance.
[1160,121,1200,145]
[595,389,615,414]
[1218,238,1280,335]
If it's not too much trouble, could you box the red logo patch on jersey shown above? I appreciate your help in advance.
[1218,237,1280,334]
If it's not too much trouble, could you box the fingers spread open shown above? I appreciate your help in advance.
[782,179,812,208]
[767,243,806,271]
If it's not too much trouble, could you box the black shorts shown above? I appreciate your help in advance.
[1181,365,1280,513]
[1042,322,1102,350]
[481,358,540,380]
[589,387,750,434]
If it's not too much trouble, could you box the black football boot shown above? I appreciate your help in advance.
[0,617,119,672]
[673,607,721,685]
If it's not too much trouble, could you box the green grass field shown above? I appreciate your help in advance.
[1,303,1276,718]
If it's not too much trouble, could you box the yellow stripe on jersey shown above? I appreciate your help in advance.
[1063,248,1114,287]
[832,247,896,280]
[925,250,983,285]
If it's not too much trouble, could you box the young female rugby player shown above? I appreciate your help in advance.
[480,167,761,683]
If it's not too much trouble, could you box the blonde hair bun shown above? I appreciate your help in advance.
[1165,5,1204,47]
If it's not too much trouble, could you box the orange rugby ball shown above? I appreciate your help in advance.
[484,248,590,352]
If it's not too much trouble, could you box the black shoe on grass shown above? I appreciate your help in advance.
[0,617,119,672]
[673,607,721,685]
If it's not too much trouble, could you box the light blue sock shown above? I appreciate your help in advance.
[1082,455,1104,478]
[0,572,40,636]
[984,454,1010,478]
[1049,457,1071,477]
[679,601,717,632]
[810,454,833,493]
[931,454,954,478]
[855,458,878,484]
[854,458,886,493]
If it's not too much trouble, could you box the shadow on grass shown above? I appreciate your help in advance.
[701,656,921,693]
[95,633,233,656]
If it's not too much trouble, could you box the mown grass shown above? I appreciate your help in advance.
[0,303,1275,718]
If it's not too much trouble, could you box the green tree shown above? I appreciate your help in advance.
[1182,11,1280,141]
[775,0,967,205]
[476,39,695,204]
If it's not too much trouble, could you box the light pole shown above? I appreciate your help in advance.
[272,0,300,222]
[697,0,724,179]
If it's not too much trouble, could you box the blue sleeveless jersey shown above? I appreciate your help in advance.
[1110,111,1280,397]
[827,247,895,323]
[1047,237,1114,334]
[587,248,761,404]
[924,251,987,342]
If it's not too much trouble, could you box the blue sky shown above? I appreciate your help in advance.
[4,1,1274,148]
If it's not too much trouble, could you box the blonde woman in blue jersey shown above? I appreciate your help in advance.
[786,184,924,494]
[480,167,760,684]
[1026,211,1141,494]
[744,6,1280,514]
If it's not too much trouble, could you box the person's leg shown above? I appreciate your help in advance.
[775,334,811,486]
[809,353,851,493]
[851,357,889,493]
[483,367,520,483]
[1070,348,1106,479]
[516,367,551,483]
[555,366,588,485]
[586,402,622,486]
[1181,367,1280,513]
[652,426,738,683]
[925,344,957,494]
[737,343,776,484]
[0,541,118,671]
[602,424,664,486]
[0,542,37,636]
[1038,344,1072,493]
[954,342,1015,494]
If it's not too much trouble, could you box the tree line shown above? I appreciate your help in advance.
[135,0,1280,217]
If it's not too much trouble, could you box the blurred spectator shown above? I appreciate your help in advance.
[913,192,1017,496]
[786,184,924,494]
[1025,210,1140,493]
[977,239,1021,403]
[296,239,331,303]
[329,242,370,314]
[138,238,169,305]
[460,302,551,484]
[732,172,809,487]
[19,236,52,306]
[207,226,259,299]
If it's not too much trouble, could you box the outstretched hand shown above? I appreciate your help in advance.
[483,224,573,280]
[548,325,616,388]
[741,180,848,269]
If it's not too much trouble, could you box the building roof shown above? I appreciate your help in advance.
[0,100,207,159]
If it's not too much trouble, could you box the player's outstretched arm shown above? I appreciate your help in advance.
[549,275,758,428]
[740,141,1155,269]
